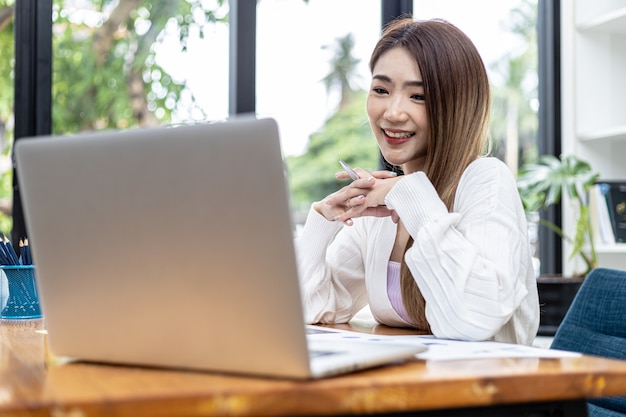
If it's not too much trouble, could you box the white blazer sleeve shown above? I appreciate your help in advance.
[384,158,532,341]
[294,206,370,324]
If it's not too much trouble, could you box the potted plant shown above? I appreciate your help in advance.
[516,154,600,335]
[517,154,600,277]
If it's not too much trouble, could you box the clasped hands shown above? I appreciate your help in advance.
[314,167,401,226]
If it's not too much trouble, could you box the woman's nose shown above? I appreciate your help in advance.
[383,96,409,122]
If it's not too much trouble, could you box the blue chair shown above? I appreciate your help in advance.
[550,267,626,417]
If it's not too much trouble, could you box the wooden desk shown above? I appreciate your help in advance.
[2,318,626,417]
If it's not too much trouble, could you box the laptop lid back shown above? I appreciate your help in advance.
[15,117,313,378]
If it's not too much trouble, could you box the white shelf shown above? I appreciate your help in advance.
[577,7,626,33]
[562,1,626,274]
[596,244,626,254]
[578,125,626,142]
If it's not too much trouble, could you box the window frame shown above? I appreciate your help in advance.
[12,0,52,245]
[12,0,558,272]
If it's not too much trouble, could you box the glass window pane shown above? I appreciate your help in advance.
[257,0,380,157]
[0,1,14,236]
[413,0,539,172]
[51,0,229,135]
[257,0,382,219]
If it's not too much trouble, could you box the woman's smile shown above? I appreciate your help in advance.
[382,129,415,145]
[366,46,429,173]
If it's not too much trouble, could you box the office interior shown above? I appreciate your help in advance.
[7,0,567,272]
[5,0,626,323]
[6,0,625,327]
[2,1,626,416]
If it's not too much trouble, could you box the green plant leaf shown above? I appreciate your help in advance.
[517,153,600,276]
[571,205,588,260]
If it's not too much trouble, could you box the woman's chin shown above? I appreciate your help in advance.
[380,153,405,167]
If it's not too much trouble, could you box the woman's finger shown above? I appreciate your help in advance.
[369,169,399,179]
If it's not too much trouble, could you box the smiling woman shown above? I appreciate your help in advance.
[294,17,540,345]
[3,0,539,289]
[252,0,538,221]
[253,0,536,162]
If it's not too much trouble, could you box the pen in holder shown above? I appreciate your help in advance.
[0,237,41,320]
[0,265,41,319]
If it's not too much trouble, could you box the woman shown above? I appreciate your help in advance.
[295,18,539,345]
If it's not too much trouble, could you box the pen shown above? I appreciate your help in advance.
[339,160,360,181]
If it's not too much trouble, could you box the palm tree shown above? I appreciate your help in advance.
[321,33,360,110]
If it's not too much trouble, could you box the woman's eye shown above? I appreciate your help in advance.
[372,87,388,95]
[412,94,425,101]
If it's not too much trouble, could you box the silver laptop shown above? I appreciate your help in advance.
[14,116,424,379]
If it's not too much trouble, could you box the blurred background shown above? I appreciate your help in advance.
[0,0,539,233]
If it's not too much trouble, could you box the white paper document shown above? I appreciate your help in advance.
[307,326,580,361]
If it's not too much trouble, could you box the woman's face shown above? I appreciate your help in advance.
[366,46,429,174]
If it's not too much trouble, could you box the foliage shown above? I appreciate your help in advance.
[285,90,379,214]
[517,154,600,276]
[0,2,13,128]
[286,31,377,216]
[0,1,14,236]
[0,169,11,233]
[51,0,227,134]
[0,0,227,236]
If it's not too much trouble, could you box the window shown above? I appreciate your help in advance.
[0,0,14,236]
[413,0,539,172]
[7,0,550,268]
[256,0,382,220]
[51,0,229,135]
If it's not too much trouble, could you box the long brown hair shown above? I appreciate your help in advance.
[369,18,491,331]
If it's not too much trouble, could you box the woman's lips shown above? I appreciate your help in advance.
[383,129,414,145]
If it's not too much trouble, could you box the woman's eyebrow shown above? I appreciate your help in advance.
[404,80,424,87]
[372,74,392,83]
[372,74,423,88]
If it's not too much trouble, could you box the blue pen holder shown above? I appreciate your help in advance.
[0,265,42,319]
